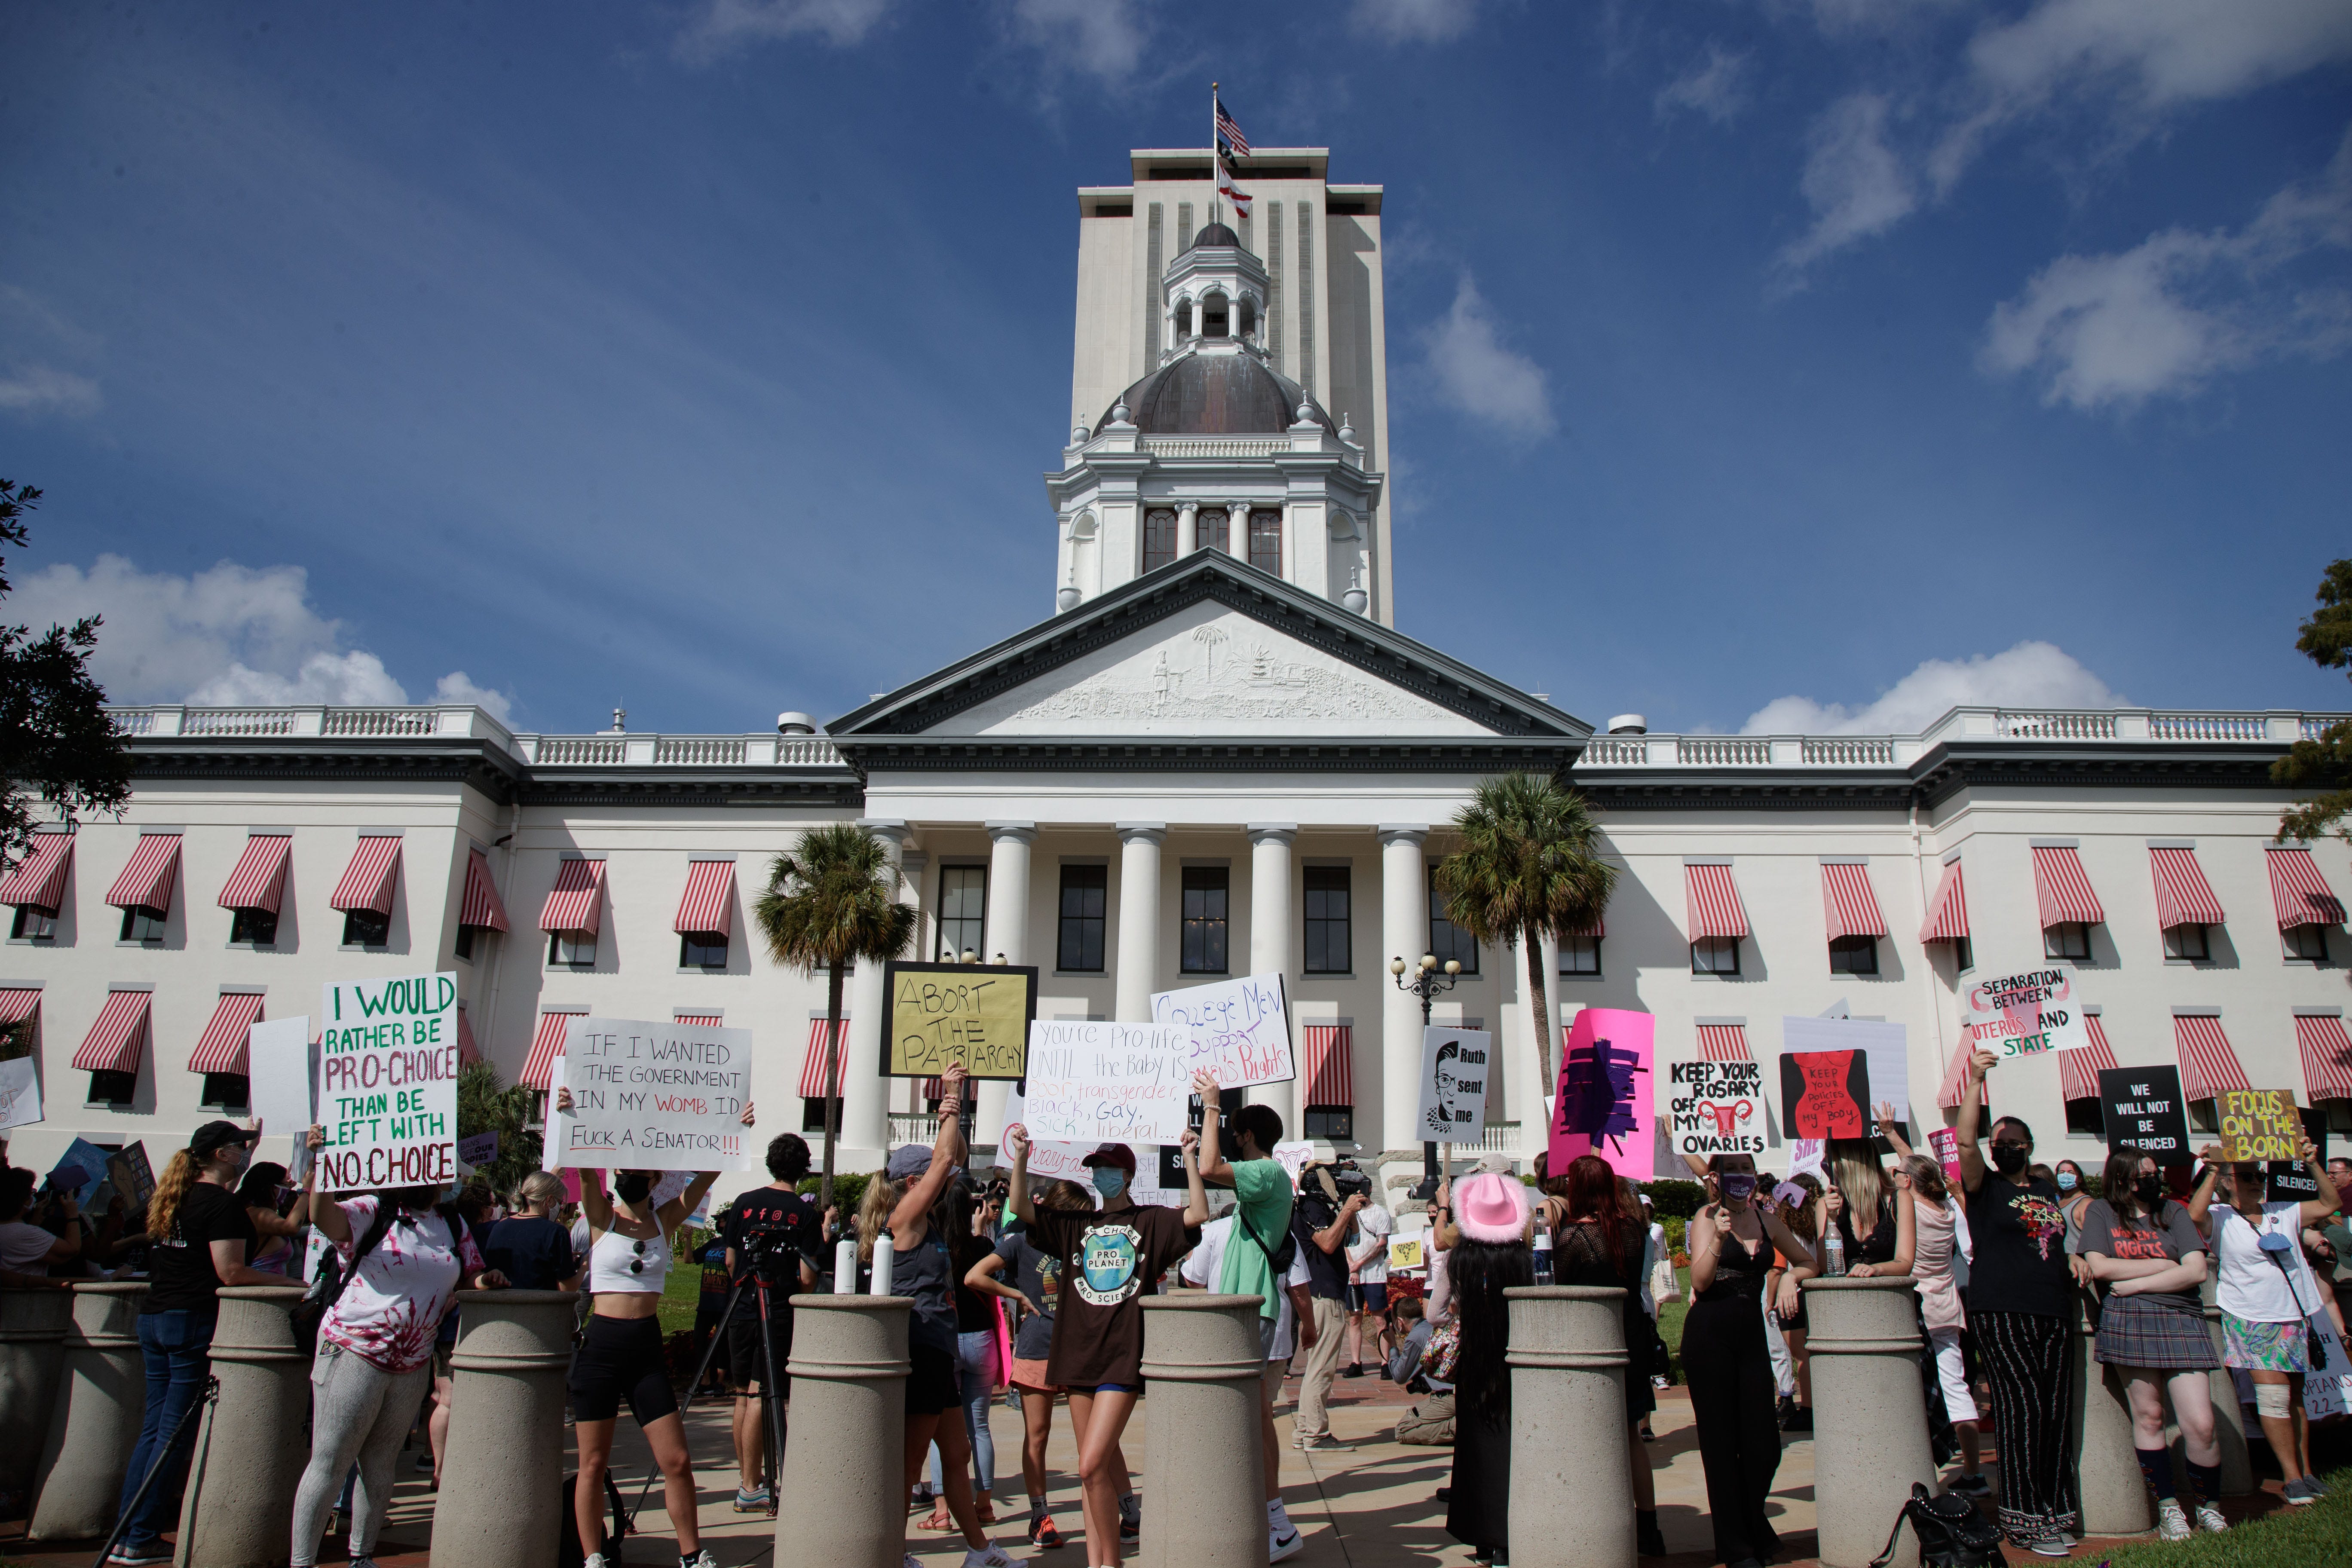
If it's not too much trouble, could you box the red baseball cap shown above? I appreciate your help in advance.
[1079,1143,1137,1174]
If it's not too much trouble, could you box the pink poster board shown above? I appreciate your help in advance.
[1928,1127,1963,1188]
[1550,1008,1657,1179]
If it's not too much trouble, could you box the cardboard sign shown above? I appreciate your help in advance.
[1781,1015,1910,1112]
[1018,1020,1194,1145]
[1928,1127,1964,1187]
[881,962,1038,1080]
[1666,1057,1767,1160]
[1780,1050,1869,1139]
[1388,1236,1425,1271]
[1270,1140,1314,1186]
[1789,1139,1826,1180]
[1550,1008,1655,1179]
[1961,968,2090,1058]
[0,1057,40,1131]
[2269,1108,2330,1200]
[2098,1065,2193,1166]
[550,1016,755,1172]
[245,1016,316,1142]
[1151,974,1296,1086]
[110,1143,156,1207]
[48,1136,112,1202]
[1416,1027,1492,1143]
[315,973,460,1192]
[457,1131,500,1167]
[2217,1088,2304,1164]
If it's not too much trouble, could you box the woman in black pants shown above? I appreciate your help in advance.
[1684,1152,1816,1568]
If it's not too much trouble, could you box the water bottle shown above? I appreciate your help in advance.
[1531,1225,1554,1284]
[868,1233,895,1295]
[833,1237,858,1294]
[1824,1228,1847,1277]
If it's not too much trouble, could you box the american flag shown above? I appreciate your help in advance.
[1215,95,1250,158]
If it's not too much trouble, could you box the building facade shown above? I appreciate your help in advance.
[6,144,2349,1202]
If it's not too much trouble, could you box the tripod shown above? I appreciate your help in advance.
[634,1262,789,1525]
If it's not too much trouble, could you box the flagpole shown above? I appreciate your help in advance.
[1210,80,1219,230]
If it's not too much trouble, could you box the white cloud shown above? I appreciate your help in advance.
[432,671,517,724]
[1003,0,1149,85]
[1779,94,1917,271]
[0,284,103,417]
[1982,129,2352,409]
[1353,0,1480,45]
[1417,275,1555,439]
[8,554,516,717]
[1742,641,2126,735]
[673,0,896,63]
[1656,43,1751,125]
[0,364,102,417]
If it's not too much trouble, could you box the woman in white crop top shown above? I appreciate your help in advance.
[554,1085,754,1568]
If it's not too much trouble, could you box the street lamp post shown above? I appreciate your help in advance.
[1391,952,1462,1201]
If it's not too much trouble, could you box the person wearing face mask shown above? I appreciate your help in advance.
[1954,1050,2079,1555]
[1683,1152,1816,1568]
[102,1121,283,1568]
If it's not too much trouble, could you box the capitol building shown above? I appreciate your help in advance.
[7,144,2349,1197]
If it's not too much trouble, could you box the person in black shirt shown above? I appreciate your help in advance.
[715,1132,821,1513]
[482,1173,582,1290]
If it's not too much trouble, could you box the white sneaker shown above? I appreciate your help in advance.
[904,1556,924,1568]
[683,1553,719,1568]
[2195,1501,2228,1533]
[2156,1498,2190,1541]
[1270,1526,1305,1562]
[584,1557,609,1568]
[962,1548,1019,1568]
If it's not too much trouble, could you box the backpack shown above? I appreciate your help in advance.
[1423,1319,1462,1384]
[1868,1483,2006,1568]
[557,1471,632,1568]
[292,1200,397,1355]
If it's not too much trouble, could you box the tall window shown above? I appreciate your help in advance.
[1303,866,1350,973]
[1428,866,1479,974]
[1691,935,1741,975]
[1558,934,1601,977]
[937,866,987,961]
[1142,508,1178,573]
[1058,865,1108,972]
[1248,509,1282,574]
[1198,508,1230,554]
[2044,922,2090,960]
[1828,935,1879,975]
[1182,867,1229,973]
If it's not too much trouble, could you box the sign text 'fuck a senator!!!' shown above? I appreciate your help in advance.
[1019,1020,1195,1145]
[1150,973,1296,1087]
[1551,1008,1655,1179]
[1666,1057,1766,1159]
[2098,1065,2192,1166]
[1416,1027,1491,1142]
[881,961,1038,1080]
[316,973,459,1192]
[1961,968,2089,1059]
[551,1016,756,1173]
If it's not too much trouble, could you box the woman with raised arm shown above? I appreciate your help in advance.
[966,1177,1096,1551]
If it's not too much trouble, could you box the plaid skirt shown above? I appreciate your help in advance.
[2093,1293,2217,1369]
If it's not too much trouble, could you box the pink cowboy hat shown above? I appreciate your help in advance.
[1453,1171,1531,1243]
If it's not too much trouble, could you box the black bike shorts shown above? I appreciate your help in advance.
[568,1314,677,1426]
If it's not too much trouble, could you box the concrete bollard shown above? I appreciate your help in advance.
[2069,1296,2152,1539]
[1135,1294,1265,1568]
[430,1290,582,1568]
[1,1286,74,1499]
[2176,1279,2253,1496]
[1803,1278,1936,1568]
[175,1286,309,1568]
[1505,1286,1634,1568]
[777,1294,913,1568]
[29,1280,149,1540]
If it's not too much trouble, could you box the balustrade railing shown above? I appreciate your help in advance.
[1997,710,2116,740]
[1677,737,1771,766]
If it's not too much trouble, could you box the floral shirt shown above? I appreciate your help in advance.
[320,1196,483,1374]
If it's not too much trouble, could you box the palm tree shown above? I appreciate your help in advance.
[754,823,917,1208]
[1434,772,1617,1089]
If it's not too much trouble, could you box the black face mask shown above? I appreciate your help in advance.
[2134,1176,2167,1207]
[613,1173,653,1205]
[1989,1142,2028,1176]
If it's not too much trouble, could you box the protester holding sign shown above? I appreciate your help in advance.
[966,1177,1096,1552]
[0,1165,77,1283]
[2187,1133,2340,1507]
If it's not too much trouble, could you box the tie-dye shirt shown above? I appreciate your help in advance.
[320,1197,484,1374]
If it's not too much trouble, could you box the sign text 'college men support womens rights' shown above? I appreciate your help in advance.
[1415,1027,1491,1143]
[2098,1065,2192,1166]
[1961,968,2090,1059]
[1666,1057,1767,1160]
[1551,1008,1655,1179]
[1018,1020,1195,1145]
[551,1016,756,1173]
[316,973,458,1192]
[1150,973,1296,1086]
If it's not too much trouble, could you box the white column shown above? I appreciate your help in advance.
[1380,826,1430,1152]
[840,820,910,1164]
[1231,499,1254,564]
[1115,824,1165,1023]
[976,823,1036,1146]
[1176,501,1199,557]
[1249,824,1297,1130]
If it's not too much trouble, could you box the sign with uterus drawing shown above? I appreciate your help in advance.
[1668,1057,1768,1160]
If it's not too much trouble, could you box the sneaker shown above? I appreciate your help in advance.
[585,1557,610,1568]
[2282,1476,2324,1506]
[1120,1515,1140,1543]
[104,1549,172,1567]
[1270,1526,1305,1562]
[903,1557,923,1568]
[734,1484,772,1512]
[415,1450,434,1471]
[2194,1501,2227,1533]
[963,1547,1019,1568]
[2018,1534,2072,1557]
[1651,1375,1669,1390]
[1342,1362,1363,1378]
[1029,1513,1064,1549]
[2156,1499,2190,1541]
[1295,1431,1345,1450]
[684,1553,720,1568]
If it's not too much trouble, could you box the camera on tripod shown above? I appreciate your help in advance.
[736,1225,801,1281]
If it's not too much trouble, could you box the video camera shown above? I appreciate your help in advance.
[1296,1159,1374,1225]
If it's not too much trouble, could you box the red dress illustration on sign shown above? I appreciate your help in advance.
[1779,1049,1867,1139]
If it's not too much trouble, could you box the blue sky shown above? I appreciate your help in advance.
[3,0,2349,738]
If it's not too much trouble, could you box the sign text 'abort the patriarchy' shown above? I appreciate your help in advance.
[315,973,459,1193]
[881,962,1039,1080]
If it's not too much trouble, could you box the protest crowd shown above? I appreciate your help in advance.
[5,1042,2352,1568]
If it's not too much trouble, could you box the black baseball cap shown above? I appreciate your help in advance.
[189,1121,259,1159]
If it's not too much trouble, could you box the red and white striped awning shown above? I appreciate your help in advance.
[459,849,510,931]
[330,836,402,916]
[107,833,181,912]
[1695,1023,1751,1062]
[674,860,735,935]
[539,859,606,935]
[675,1012,724,1027]
[2295,1013,2352,1103]
[521,1009,582,1091]
[2174,1014,2251,1102]
[1937,1039,1986,1111]
[798,1018,850,1098]
[2267,847,2345,930]
[922,1076,946,1101]
[217,833,291,913]
[0,987,41,1027]
[73,990,152,1073]
[2030,845,2104,928]
[189,992,265,1075]
[2150,847,2225,929]
[456,1003,480,1067]
[1919,860,1969,943]
[1819,862,1887,940]
[0,833,74,909]
[1300,1024,1355,1106]
[2058,1013,2122,1103]
[1567,906,1606,938]
[1684,864,1749,941]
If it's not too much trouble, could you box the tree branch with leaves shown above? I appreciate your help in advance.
[2275,557,2352,843]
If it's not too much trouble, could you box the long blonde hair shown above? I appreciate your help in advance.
[146,1149,200,1244]
[856,1176,899,1264]
[1827,1140,1889,1231]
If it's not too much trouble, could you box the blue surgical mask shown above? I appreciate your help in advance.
[1091,1168,1127,1200]
[2055,1171,2078,1191]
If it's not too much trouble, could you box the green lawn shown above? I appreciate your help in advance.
[2097,1469,2351,1567]
[1655,1268,1689,1383]
[659,1226,712,1335]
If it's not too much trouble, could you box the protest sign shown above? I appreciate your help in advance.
[1018,1020,1194,1145]
[1388,1236,1425,1272]
[0,1057,40,1131]
[1550,1008,1655,1179]
[1781,1015,1910,1112]
[48,1137,111,1201]
[1416,1027,1492,1143]
[246,1016,316,1140]
[1927,1127,1964,1187]
[1960,968,2089,1059]
[549,1016,754,1172]
[2217,1088,2304,1164]
[315,973,459,1193]
[1780,1049,1869,1140]
[2098,1065,2192,1166]
[1665,1057,1767,1161]
[110,1143,156,1207]
[2269,1108,2330,1200]
[1270,1140,1314,1186]
[1151,974,1296,1086]
[881,962,1038,1080]
[1789,1139,1826,1180]
[456,1131,499,1168]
